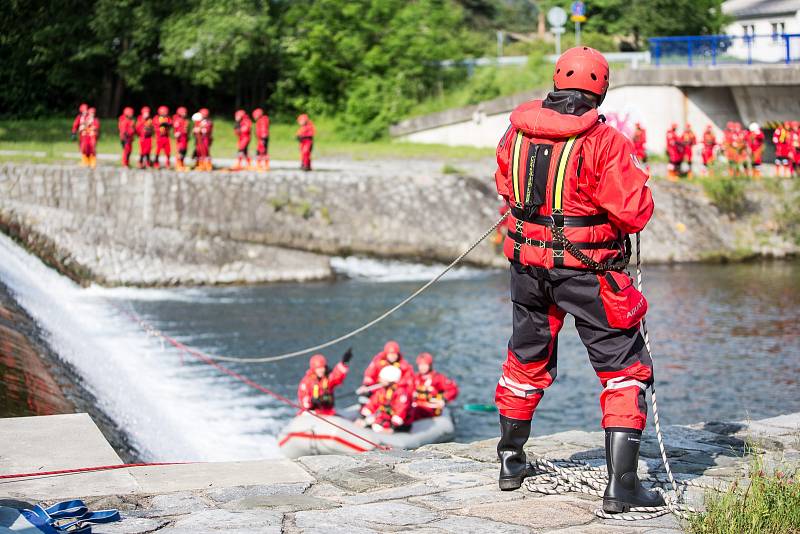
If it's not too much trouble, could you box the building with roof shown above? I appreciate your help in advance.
[723,0,800,62]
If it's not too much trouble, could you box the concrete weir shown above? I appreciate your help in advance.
[1,411,798,533]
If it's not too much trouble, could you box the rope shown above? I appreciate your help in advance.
[524,232,706,521]
[0,462,190,481]
[115,306,390,453]
[186,211,509,364]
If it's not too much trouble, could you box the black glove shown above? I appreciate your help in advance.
[341,348,353,364]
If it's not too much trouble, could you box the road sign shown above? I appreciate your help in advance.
[571,1,587,22]
[547,6,567,28]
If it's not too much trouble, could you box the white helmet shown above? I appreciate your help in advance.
[749,122,760,133]
[378,365,402,384]
[192,112,203,122]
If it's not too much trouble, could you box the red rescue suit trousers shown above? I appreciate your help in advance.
[80,136,97,156]
[495,263,653,431]
[155,136,171,158]
[299,137,313,168]
[139,137,152,157]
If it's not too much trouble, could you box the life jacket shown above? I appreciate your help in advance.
[141,118,154,137]
[414,380,444,415]
[498,97,630,271]
[703,132,716,146]
[376,386,396,415]
[156,115,171,136]
[311,376,334,408]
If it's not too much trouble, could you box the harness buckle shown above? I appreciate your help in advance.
[525,237,546,248]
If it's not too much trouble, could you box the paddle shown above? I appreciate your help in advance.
[461,403,497,413]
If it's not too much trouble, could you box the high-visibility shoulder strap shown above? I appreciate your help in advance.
[552,135,578,214]
[511,131,524,203]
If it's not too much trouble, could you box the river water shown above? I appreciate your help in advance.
[1,235,798,462]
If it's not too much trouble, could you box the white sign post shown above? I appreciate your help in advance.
[547,7,567,56]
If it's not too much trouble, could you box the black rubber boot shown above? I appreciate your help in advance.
[497,415,532,491]
[603,429,666,513]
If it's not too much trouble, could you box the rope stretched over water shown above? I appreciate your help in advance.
[524,233,707,521]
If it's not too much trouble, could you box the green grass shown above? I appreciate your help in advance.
[689,451,800,534]
[698,176,748,216]
[0,116,492,165]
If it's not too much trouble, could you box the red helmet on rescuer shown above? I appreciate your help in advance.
[416,352,433,366]
[252,108,263,119]
[309,354,327,370]
[158,105,169,115]
[87,107,96,115]
[123,107,133,117]
[200,108,209,118]
[176,106,187,116]
[553,46,609,102]
[235,109,246,120]
[79,103,88,113]
[383,341,400,354]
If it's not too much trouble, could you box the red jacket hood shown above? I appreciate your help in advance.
[510,100,599,138]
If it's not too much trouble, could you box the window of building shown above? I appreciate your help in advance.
[742,24,755,36]
[771,21,785,39]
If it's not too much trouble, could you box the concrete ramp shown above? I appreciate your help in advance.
[0,413,312,501]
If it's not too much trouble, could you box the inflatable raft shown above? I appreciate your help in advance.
[277,405,455,458]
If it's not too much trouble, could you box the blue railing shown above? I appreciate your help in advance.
[649,34,800,66]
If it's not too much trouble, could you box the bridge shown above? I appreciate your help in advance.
[391,63,800,154]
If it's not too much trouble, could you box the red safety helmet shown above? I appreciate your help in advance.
[158,105,169,115]
[199,108,209,118]
[553,46,609,102]
[87,107,96,115]
[252,108,263,119]
[416,352,433,367]
[235,109,246,120]
[79,103,88,113]
[383,340,400,355]
[297,113,309,124]
[123,107,134,117]
[309,354,327,370]
[176,106,187,116]
[670,123,678,130]
[141,106,150,116]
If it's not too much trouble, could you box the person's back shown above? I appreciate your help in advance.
[492,46,663,515]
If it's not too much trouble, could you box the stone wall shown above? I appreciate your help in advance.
[0,162,797,286]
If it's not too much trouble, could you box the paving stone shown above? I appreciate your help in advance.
[545,524,649,533]
[205,482,310,503]
[457,495,595,530]
[425,471,496,490]
[596,513,682,531]
[304,481,353,501]
[421,515,532,533]
[140,492,209,517]
[339,482,441,505]
[395,457,488,477]
[169,509,282,533]
[409,483,524,510]
[298,454,367,475]
[295,501,439,530]
[101,517,169,534]
[222,494,338,512]
[542,430,605,450]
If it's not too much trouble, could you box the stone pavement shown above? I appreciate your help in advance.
[3,412,794,533]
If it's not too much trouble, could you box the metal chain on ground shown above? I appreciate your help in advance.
[173,211,509,364]
[524,232,707,521]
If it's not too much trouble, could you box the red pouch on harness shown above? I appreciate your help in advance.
[598,271,647,329]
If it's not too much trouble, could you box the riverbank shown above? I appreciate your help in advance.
[1,161,798,287]
[1,411,798,533]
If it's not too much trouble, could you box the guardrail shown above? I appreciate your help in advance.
[440,51,651,71]
[649,34,800,66]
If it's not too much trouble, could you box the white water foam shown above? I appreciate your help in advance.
[0,233,283,462]
[331,256,491,282]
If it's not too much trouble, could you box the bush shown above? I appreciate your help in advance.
[701,178,747,216]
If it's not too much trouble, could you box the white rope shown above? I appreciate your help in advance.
[524,232,705,521]
[158,212,509,364]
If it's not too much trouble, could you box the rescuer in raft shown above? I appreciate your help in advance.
[153,106,172,169]
[136,106,155,169]
[173,107,189,172]
[358,365,411,433]
[411,352,459,421]
[357,340,414,395]
[232,109,252,170]
[118,107,135,168]
[253,108,270,171]
[492,46,663,514]
[296,114,316,171]
[297,349,353,415]
[79,107,100,169]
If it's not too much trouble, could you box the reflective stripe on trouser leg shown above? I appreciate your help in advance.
[597,362,653,430]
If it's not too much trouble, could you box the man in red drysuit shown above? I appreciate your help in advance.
[71,103,88,145]
[411,352,459,421]
[118,107,135,168]
[358,340,414,394]
[358,365,411,433]
[631,123,648,171]
[173,107,189,171]
[79,107,100,169]
[193,108,213,171]
[253,108,270,171]
[773,122,791,178]
[232,109,252,170]
[493,46,662,514]
[746,123,765,178]
[296,114,316,171]
[153,105,172,169]
[666,123,683,180]
[135,107,155,169]
[701,125,717,173]
[681,124,697,178]
[297,350,353,416]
